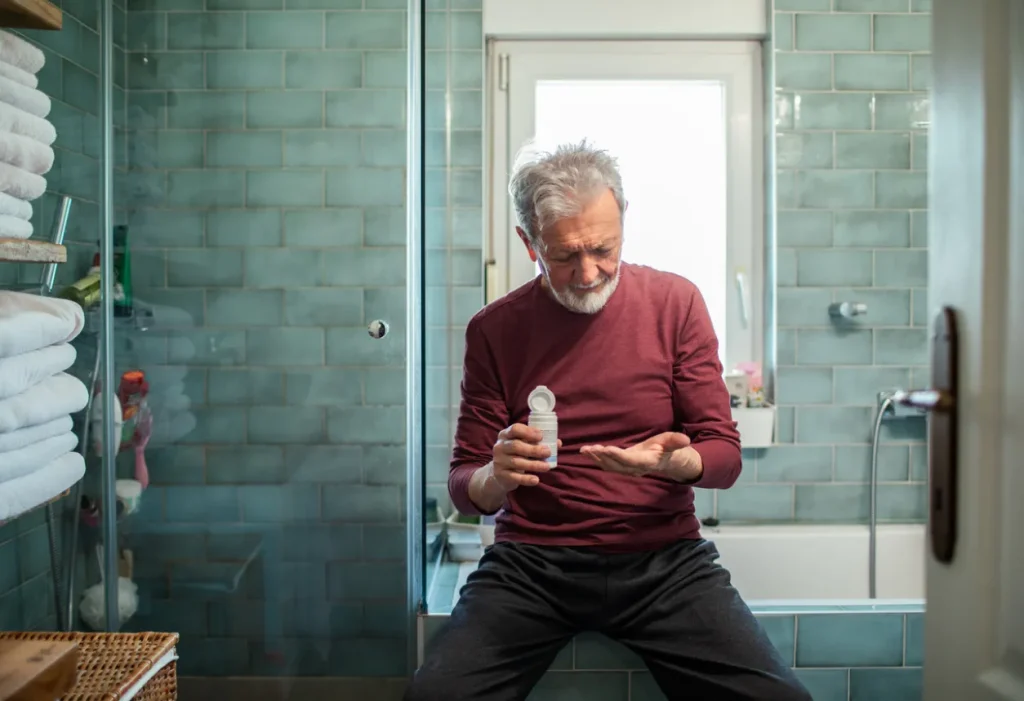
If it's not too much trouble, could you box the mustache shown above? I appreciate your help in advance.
[571,275,611,291]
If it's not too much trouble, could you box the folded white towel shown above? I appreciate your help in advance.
[0,161,44,201]
[0,415,72,453]
[0,292,84,359]
[0,101,55,146]
[0,373,88,434]
[0,213,30,238]
[0,60,37,89]
[0,344,77,400]
[0,75,50,119]
[0,431,78,483]
[0,130,53,176]
[0,452,84,522]
[0,191,31,220]
[0,31,44,75]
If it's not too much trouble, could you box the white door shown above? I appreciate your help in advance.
[488,41,763,372]
[925,1,1024,699]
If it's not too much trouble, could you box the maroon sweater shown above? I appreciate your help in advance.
[448,263,742,551]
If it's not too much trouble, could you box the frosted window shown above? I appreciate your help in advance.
[533,80,729,361]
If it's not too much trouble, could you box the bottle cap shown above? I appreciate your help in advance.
[528,385,556,413]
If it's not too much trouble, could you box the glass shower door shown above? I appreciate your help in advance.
[92,0,423,685]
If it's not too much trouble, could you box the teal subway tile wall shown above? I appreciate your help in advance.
[0,2,128,631]
[718,0,932,524]
[422,607,926,701]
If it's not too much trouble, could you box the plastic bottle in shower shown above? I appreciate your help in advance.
[527,385,558,467]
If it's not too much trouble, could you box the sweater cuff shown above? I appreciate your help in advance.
[689,440,743,489]
[448,464,485,515]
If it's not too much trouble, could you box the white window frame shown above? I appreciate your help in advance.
[486,40,765,371]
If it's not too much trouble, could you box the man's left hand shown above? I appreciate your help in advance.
[580,432,703,483]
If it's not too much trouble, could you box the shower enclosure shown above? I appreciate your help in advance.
[10,0,433,689]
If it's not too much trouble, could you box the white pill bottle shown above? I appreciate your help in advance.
[527,385,558,467]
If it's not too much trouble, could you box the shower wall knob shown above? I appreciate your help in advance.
[367,320,389,339]
[829,301,868,319]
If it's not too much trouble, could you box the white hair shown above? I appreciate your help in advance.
[507,139,625,244]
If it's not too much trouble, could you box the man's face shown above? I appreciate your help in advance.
[518,189,624,314]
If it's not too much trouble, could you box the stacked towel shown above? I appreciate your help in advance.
[0,292,88,522]
[0,31,51,240]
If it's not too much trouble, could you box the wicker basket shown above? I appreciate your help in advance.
[0,631,179,701]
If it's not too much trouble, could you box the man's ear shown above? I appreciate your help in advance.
[516,226,538,263]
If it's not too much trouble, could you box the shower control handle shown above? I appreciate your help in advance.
[899,307,960,565]
[828,301,868,319]
[891,389,955,413]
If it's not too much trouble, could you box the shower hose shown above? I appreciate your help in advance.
[868,395,896,600]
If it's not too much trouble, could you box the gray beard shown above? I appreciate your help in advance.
[547,265,622,314]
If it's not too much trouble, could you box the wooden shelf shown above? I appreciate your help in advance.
[0,238,66,263]
[0,0,61,30]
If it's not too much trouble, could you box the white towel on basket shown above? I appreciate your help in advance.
[0,74,50,119]
[0,60,37,89]
[0,101,54,146]
[0,214,31,239]
[0,31,45,75]
[0,373,89,434]
[0,415,72,453]
[0,191,31,220]
[0,452,84,522]
[0,343,77,400]
[0,431,78,483]
[0,292,85,358]
[0,130,54,175]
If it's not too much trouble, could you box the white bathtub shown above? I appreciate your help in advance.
[703,524,926,603]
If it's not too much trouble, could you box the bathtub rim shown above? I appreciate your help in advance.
[747,598,925,614]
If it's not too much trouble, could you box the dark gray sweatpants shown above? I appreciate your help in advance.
[406,539,812,701]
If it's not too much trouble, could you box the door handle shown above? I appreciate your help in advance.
[890,307,959,564]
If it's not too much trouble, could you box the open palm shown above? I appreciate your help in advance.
[581,432,691,477]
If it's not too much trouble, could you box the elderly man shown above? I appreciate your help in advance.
[406,141,811,701]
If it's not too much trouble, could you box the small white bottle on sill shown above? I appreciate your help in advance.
[527,385,558,468]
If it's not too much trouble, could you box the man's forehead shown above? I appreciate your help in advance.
[546,237,616,254]
[543,213,620,245]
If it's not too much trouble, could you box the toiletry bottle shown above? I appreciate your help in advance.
[58,248,101,309]
[117,370,148,450]
[527,385,558,467]
[113,225,133,317]
[59,273,100,309]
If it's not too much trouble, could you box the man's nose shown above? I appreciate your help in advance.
[576,255,601,286]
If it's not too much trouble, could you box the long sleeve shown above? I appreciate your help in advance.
[448,316,509,515]
[672,286,742,489]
